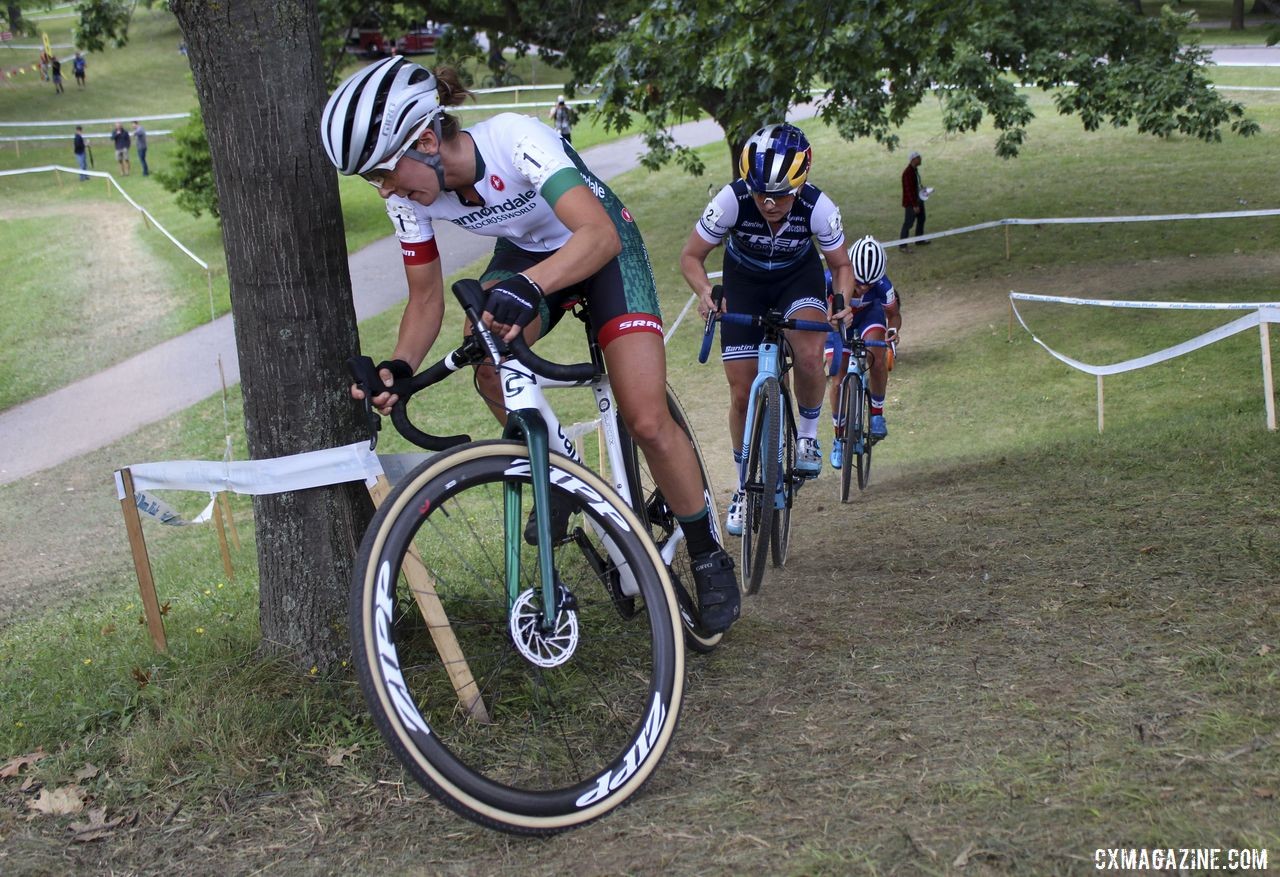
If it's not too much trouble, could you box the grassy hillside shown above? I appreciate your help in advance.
[0,6,1277,873]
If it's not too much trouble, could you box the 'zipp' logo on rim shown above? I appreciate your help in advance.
[490,174,505,191]
[575,692,667,807]
[504,459,630,531]
[374,560,431,737]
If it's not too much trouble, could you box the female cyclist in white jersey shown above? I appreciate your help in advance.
[322,57,740,633]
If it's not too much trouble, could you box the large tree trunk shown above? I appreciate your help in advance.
[1232,0,1246,29]
[6,4,22,33]
[170,0,371,670]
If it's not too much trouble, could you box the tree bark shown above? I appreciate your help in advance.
[170,0,371,670]
[7,4,22,33]
[1232,0,1246,29]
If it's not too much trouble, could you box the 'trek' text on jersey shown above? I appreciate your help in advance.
[696,179,845,272]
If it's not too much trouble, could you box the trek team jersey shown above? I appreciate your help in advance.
[694,179,845,272]
[384,113,639,262]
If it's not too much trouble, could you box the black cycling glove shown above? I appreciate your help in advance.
[484,274,544,330]
[375,358,413,384]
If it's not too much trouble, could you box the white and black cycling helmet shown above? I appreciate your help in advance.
[851,235,887,284]
[321,56,442,177]
[738,123,812,195]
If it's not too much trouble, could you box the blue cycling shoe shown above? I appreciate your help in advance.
[829,439,844,470]
[870,415,888,439]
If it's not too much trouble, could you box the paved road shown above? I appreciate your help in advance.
[0,118,740,484]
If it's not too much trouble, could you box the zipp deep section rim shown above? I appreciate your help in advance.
[772,387,796,568]
[350,441,683,835]
[839,374,857,503]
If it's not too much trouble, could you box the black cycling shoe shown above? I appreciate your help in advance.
[691,548,740,634]
[523,493,575,545]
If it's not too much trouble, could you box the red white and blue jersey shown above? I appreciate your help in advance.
[695,179,845,272]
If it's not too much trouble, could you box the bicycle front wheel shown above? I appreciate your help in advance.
[742,378,781,594]
[771,385,797,569]
[350,441,684,835]
[857,386,874,489]
[620,386,724,653]
[838,373,858,503]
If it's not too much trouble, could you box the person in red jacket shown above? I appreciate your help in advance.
[899,151,927,250]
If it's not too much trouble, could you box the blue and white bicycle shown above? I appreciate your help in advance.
[699,287,833,594]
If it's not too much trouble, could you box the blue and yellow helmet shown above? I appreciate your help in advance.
[739,124,811,195]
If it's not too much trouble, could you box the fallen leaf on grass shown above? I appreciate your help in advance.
[131,667,152,688]
[1,748,47,779]
[953,841,976,868]
[74,763,100,782]
[68,807,126,842]
[1139,545,1156,554]
[325,744,360,767]
[1255,644,1273,657]
[1254,787,1276,799]
[27,785,86,815]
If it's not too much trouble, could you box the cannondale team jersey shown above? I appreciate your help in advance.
[694,179,845,272]
[385,113,628,260]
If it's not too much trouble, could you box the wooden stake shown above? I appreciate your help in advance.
[1261,320,1276,432]
[1007,299,1014,342]
[1004,224,1011,261]
[117,469,168,652]
[1096,375,1105,434]
[212,497,235,580]
[218,491,242,549]
[368,476,490,723]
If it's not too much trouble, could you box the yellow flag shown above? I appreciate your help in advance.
[42,32,52,58]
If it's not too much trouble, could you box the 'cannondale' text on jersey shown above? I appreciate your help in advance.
[384,113,632,262]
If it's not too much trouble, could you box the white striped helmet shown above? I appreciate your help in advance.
[851,235,886,284]
[321,56,442,176]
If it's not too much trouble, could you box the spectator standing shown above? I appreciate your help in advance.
[112,122,131,176]
[72,51,86,87]
[548,95,574,143]
[73,126,89,181]
[133,121,149,176]
[898,151,927,250]
[51,56,63,94]
[38,50,50,81]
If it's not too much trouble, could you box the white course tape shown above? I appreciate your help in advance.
[131,490,217,527]
[1009,297,1280,377]
[115,440,385,500]
[1010,292,1280,310]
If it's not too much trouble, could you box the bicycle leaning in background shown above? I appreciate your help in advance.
[699,286,833,594]
[345,279,724,836]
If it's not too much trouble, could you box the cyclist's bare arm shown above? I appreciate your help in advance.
[822,244,855,325]
[679,230,721,317]
[353,258,445,414]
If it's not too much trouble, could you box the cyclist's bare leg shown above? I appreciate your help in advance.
[605,331,710,518]
[784,305,828,411]
[865,326,889,398]
[722,358,758,458]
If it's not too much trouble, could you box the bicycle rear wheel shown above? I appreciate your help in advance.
[742,378,780,594]
[838,373,858,503]
[771,385,797,569]
[350,441,684,835]
[619,386,724,653]
[857,386,874,490]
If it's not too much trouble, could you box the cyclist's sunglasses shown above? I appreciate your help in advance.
[748,189,798,205]
[362,119,433,188]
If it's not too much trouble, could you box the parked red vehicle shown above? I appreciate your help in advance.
[345,27,392,58]
[398,26,442,55]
